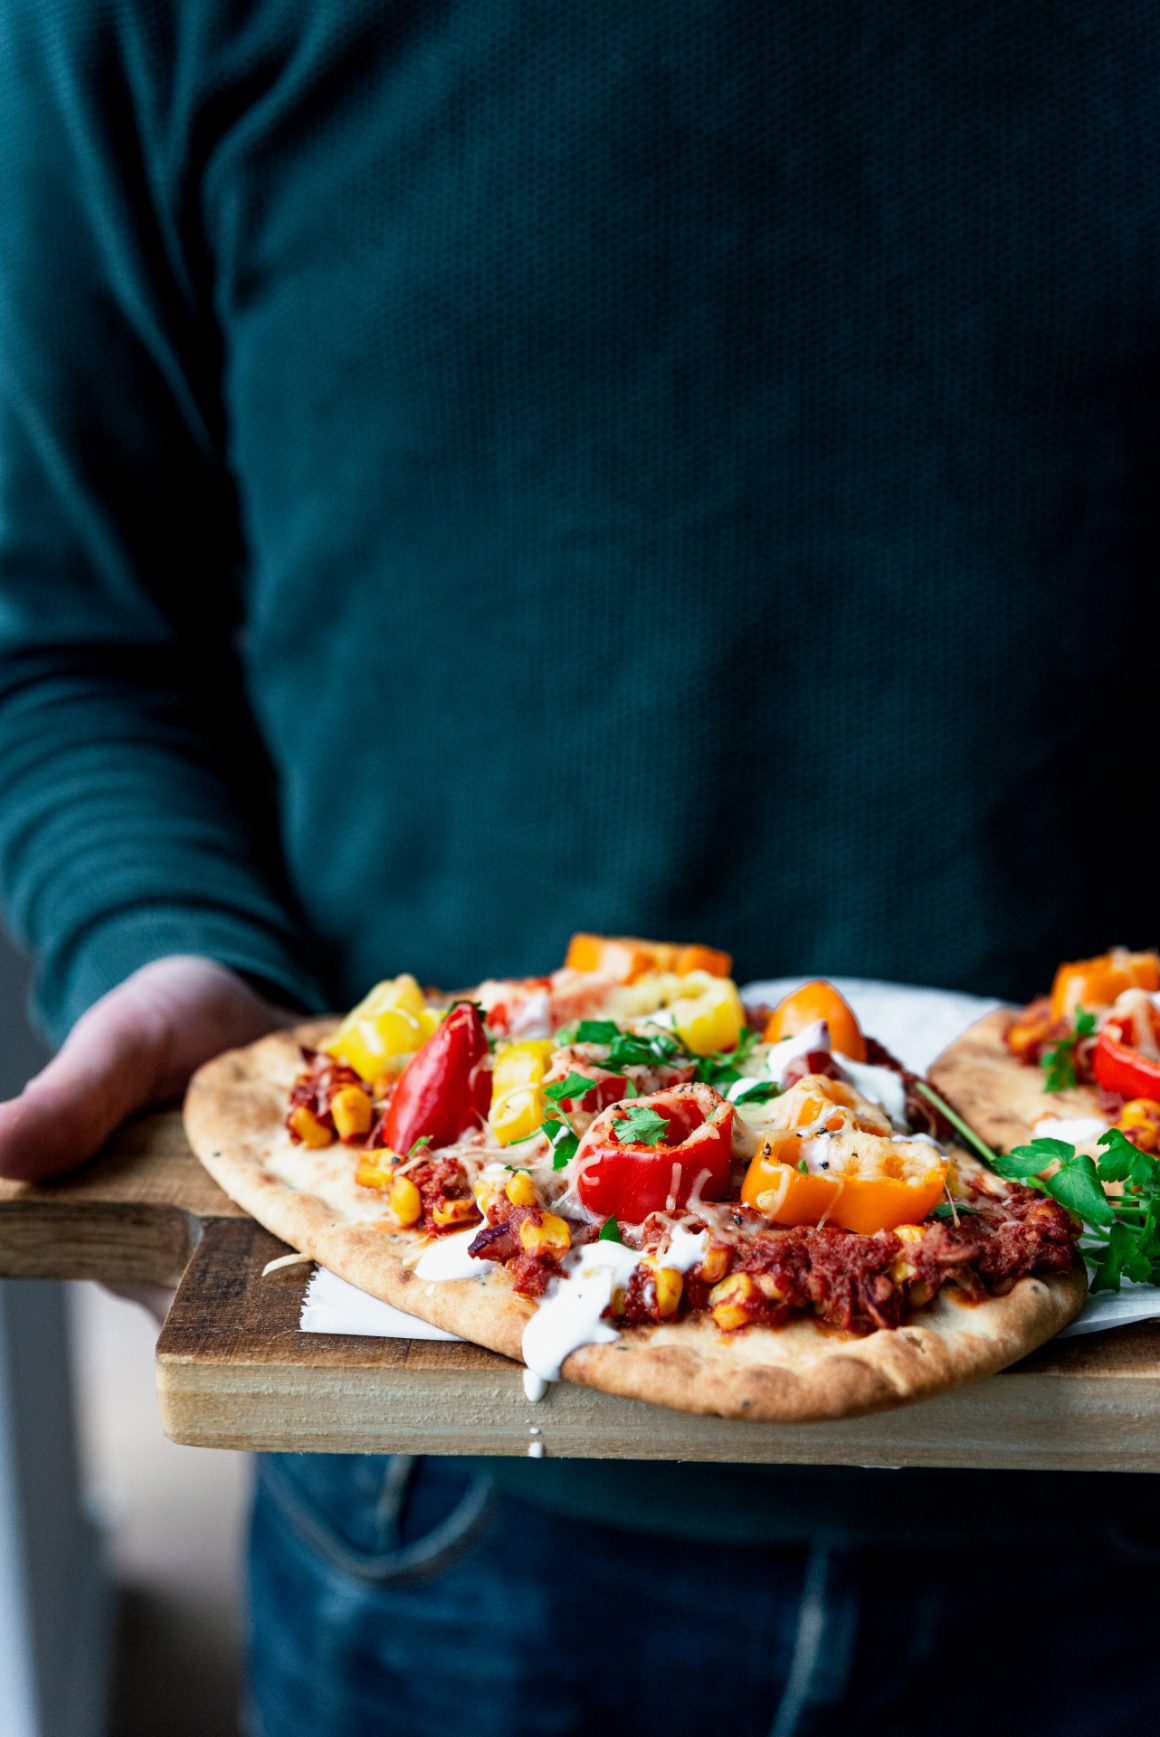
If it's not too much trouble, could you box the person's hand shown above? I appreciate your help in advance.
[0,955,301,1184]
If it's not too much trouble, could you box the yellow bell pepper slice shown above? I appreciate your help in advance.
[323,974,442,1083]
[670,975,745,1056]
[489,1039,556,1146]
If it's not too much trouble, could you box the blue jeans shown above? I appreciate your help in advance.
[247,1454,1159,1737]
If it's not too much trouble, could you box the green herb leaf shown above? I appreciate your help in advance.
[692,1025,761,1087]
[407,1136,432,1157]
[991,1144,1054,1180]
[1096,1130,1135,1183]
[1039,1007,1097,1094]
[797,1158,809,1173]
[544,1072,599,1106]
[1040,1038,1078,1093]
[541,1119,580,1170]
[931,1201,982,1221]
[598,1217,623,1243]
[604,1030,680,1070]
[575,1019,620,1044]
[727,1078,779,1106]
[1089,1221,1134,1293]
[1042,1155,1116,1227]
[613,1105,671,1147]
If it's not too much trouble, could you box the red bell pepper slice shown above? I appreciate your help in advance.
[1092,1029,1160,1101]
[575,1082,734,1223]
[383,1003,492,1152]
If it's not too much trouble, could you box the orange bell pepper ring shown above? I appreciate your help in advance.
[762,979,867,1062]
[1049,950,1160,1024]
[741,1131,946,1235]
[564,933,732,982]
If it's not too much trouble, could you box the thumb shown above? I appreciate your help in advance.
[0,956,301,1183]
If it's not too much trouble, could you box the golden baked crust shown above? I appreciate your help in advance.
[927,1006,1102,1153]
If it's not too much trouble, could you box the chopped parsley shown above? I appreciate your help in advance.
[726,1078,779,1106]
[574,1020,620,1044]
[598,1217,623,1243]
[613,1105,671,1147]
[544,1071,600,1106]
[1039,1007,1097,1093]
[694,1025,762,1088]
[542,1119,580,1170]
[406,1137,432,1157]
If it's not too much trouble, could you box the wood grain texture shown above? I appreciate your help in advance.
[155,1220,1160,1467]
[0,1108,242,1283]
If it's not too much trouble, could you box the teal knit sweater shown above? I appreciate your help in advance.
[1,1,1157,1541]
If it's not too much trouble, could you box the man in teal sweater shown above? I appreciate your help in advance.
[1,3,1158,1732]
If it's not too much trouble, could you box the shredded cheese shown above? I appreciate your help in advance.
[261,1252,315,1277]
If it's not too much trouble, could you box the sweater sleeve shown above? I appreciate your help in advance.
[0,4,326,1043]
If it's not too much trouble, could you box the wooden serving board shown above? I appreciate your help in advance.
[4,1104,1160,1466]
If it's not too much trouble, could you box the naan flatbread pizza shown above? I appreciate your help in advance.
[185,936,1085,1421]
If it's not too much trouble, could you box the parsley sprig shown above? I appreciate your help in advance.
[613,1104,671,1147]
[508,1112,580,1169]
[544,1071,602,1107]
[693,1025,763,1086]
[916,1079,1159,1293]
[1040,1007,1097,1093]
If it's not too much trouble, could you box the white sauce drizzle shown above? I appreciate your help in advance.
[835,1059,909,1129]
[1032,1115,1110,1147]
[521,1241,642,1383]
[764,1020,832,1082]
[659,1225,709,1272]
[522,1369,549,1402]
[413,1228,484,1280]
[762,1021,909,1129]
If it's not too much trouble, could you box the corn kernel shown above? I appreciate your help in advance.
[387,1174,423,1228]
[331,1084,373,1141]
[709,1272,761,1331]
[432,1197,480,1228]
[699,1244,730,1284]
[355,1149,398,1190]
[642,1257,684,1318]
[505,1171,538,1207]
[289,1105,334,1148]
[518,1212,572,1257]
[895,1223,925,1245]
